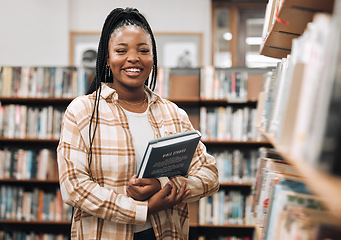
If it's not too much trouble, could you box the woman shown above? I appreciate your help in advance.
[57,7,219,240]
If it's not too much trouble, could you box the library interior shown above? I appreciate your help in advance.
[1,0,341,239]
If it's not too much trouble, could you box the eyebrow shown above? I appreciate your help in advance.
[115,43,149,46]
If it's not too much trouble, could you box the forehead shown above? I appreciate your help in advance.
[110,25,152,44]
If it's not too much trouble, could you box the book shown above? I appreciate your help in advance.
[264,180,323,240]
[137,130,201,178]
[275,205,341,240]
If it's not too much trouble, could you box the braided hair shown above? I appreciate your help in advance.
[87,7,158,94]
[86,8,158,180]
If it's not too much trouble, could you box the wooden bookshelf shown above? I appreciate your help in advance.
[219,182,253,187]
[0,138,59,143]
[0,220,71,235]
[260,0,335,58]
[0,67,269,240]
[0,92,73,237]
[0,97,73,105]
[0,179,59,184]
[203,139,271,147]
[190,223,255,228]
[0,220,70,225]
[255,0,341,238]
[257,127,341,220]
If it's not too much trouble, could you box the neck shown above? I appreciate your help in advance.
[111,84,146,102]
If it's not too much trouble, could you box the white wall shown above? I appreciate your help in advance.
[0,0,69,66]
[0,0,211,66]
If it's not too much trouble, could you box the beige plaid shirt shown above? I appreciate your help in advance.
[57,83,219,240]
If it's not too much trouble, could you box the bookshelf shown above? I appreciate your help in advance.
[260,0,335,59]
[158,67,273,240]
[258,128,341,219]
[254,0,341,239]
[0,65,271,240]
[0,66,92,238]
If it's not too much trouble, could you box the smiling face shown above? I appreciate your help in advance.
[107,25,154,94]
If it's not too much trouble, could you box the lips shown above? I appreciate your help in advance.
[123,67,143,77]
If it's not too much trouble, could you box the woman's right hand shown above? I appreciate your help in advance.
[147,180,190,215]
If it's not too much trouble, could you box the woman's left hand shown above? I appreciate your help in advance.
[126,174,161,201]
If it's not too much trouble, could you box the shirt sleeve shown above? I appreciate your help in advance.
[168,107,220,202]
[57,99,148,225]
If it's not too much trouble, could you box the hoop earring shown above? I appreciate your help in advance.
[107,65,111,77]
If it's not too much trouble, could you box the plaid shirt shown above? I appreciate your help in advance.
[57,83,219,240]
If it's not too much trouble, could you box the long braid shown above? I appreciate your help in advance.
[86,8,158,179]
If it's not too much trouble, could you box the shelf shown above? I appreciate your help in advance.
[169,98,258,107]
[0,179,59,184]
[202,139,271,147]
[200,99,258,107]
[260,0,335,58]
[190,223,254,228]
[257,127,341,220]
[0,137,59,144]
[219,182,253,187]
[0,220,70,225]
[0,220,71,235]
[0,97,258,107]
[0,138,271,146]
[0,97,74,105]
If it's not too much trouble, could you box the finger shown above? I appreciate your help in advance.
[126,188,132,198]
[128,185,140,195]
[167,181,178,200]
[136,178,153,186]
[175,181,189,202]
[130,175,138,185]
[160,182,173,198]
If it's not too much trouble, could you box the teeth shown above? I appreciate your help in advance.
[125,68,141,73]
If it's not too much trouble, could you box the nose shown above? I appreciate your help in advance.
[127,51,139,63]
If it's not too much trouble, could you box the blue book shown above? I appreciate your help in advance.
[137,130,201,178]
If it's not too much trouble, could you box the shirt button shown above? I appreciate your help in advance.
[76,197,80,202]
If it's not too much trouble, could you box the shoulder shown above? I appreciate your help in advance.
[66,94,95,116]
[154,97,192,127]
[155,97,183,114]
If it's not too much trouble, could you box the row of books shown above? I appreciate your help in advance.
[0,148,58,180]
[200,106,262,141]
[154,66,265,101]
[200,66,248,101]
[198,236,251,240]
[252,148,341,240]
[211,149,259,184]
[256,2,341,176]
[198,190,253,226]
[0,66,93,98]
[0,185,72,221]
[0,232,68,240]
[200,66,268,101]
[0,104,65,139]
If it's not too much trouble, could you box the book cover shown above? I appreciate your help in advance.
[276,205,341,240]
[264,180,323,240]
[137,130,201,178]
